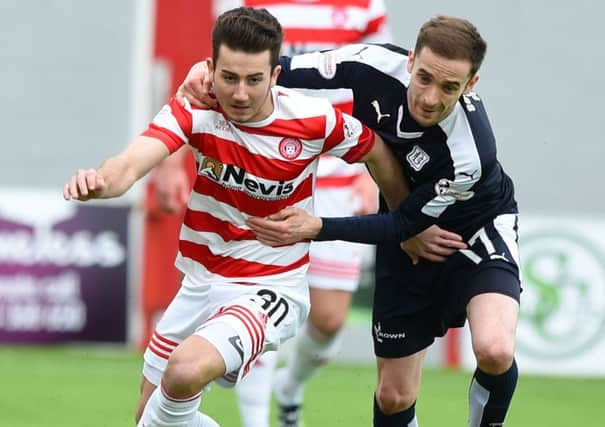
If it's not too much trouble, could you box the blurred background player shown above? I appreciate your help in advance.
[154,1,394,426]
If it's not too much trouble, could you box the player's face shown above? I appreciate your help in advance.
[211,45,281,123]
[406,47,479,127]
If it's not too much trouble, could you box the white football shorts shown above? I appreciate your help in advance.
[143,275,310,388]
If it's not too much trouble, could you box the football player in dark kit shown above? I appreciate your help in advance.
[180,15,521,427]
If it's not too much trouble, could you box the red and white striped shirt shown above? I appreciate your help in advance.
[216,0,392,183]
[142,87,374,286]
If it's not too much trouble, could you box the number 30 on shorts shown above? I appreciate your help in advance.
[256,289,290,327]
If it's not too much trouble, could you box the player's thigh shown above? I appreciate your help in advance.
[143,279,213,386]
[464,262,520,346]
[467,291,519,361]
[308,287,352,334]
[459,214,522,351]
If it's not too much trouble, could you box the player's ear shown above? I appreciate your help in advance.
[407,49,415,73]
[206,57,215,81]
[463,74,479,94]
[270,64,281,87]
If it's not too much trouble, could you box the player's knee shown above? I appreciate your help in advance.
[163,351,206,397]
[310,310,346,337]
[474,338,514,374]
[313,317,345,337]
[375,383,417,415]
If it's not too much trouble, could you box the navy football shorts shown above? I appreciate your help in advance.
[372,214,522,358]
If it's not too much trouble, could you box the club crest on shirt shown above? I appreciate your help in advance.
[279,137,303,160]
[199,156,223,180]
[406,145,430,171]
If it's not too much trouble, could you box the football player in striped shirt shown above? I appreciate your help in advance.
[156,2,396,426]
[64,7,407,427]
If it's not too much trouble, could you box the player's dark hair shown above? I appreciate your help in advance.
[415,16,487,76]
[212,7,283,69]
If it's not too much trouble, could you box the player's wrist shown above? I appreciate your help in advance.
[311,216,323,239]
[316,217,334,241]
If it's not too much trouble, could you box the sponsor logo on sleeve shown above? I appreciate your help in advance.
[434,178,475,201]
[319,51,337,79]
[343,115,361,140]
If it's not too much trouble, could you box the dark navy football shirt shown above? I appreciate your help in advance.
[277,43,518,243]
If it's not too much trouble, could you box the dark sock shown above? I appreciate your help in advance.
[373,395,417,427]
[469,358,518,426]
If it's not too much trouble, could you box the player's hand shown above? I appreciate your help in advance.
[154,159,190,213]
[246,207,322,246]
[175,61,217,109]
[350,173,378,215]
[400,225,467,265]
[63,169,106,201]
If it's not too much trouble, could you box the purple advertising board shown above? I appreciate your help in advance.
[0,193,129,343]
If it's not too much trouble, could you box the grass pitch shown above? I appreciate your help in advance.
[1,345,602,426]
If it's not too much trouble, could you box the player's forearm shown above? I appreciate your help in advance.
[96,135,171,198]
[364,134,409,210]
[316,212,405,244]
[94,155,140,198]
[316,188,439,244]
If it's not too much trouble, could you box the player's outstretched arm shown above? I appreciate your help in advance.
[63,136,170,201]
[247,208,468,265]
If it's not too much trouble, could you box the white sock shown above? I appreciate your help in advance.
[194,411,220,427]
[137,385,202,427]
[274,323,343,405]
[236,351,279,427]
